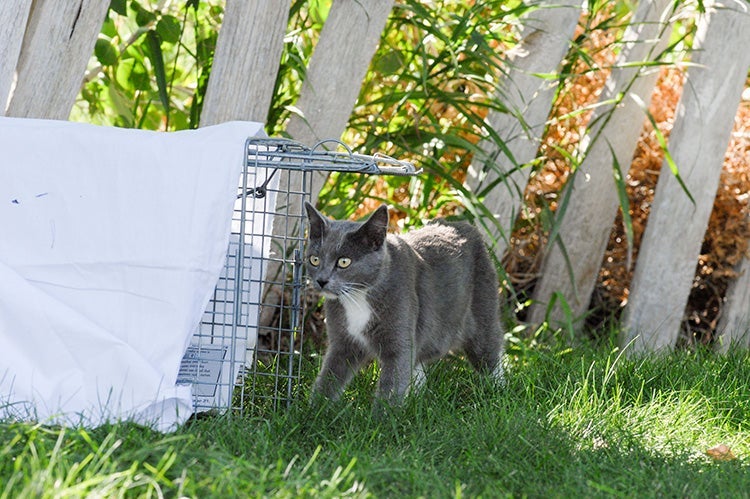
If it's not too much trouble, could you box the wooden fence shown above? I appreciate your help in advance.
[2,0,750,353]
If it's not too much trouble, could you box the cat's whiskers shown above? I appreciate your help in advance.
[342,282,369,295]
[343,284,378,317]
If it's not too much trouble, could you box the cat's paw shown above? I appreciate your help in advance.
[490,362,507,388]
[371,396,404,420]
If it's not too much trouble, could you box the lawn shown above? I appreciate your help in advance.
[2,342,749,498]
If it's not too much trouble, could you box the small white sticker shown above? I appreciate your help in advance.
[177,345,228,398]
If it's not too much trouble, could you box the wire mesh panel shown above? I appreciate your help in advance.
[178,138,419,416]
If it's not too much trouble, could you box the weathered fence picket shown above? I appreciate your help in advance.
[257,0,396,326]
[621,0,750,353]
[527,0,674,329]
[718,235,750,351]
[6,0,110,120]
[0,0,32,115]
[201,1,293,126]
[465,0,581,257]
[285,0,396,201]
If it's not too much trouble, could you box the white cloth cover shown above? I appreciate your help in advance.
[0,117,264,431]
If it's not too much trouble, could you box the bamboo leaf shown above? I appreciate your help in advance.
[630,92,695,205]
[146,30,171,117]
[545,291,576,340]
[607,140,634,270]
[544,158,579,301]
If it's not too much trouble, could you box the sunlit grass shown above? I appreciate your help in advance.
[2,340,749,497]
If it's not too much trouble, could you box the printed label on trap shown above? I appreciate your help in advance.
[177,345,228,404]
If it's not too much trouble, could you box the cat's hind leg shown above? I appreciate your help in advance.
[464,333,505,386]
[464,261,505,384]
[408,362,428,395]
[463,319,501,371]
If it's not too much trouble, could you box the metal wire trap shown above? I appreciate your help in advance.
[177,137,419,416]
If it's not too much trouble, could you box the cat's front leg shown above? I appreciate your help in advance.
[312,339,370,401]
[375,351,414,404]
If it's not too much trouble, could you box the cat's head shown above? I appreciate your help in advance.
[304,202,389,299]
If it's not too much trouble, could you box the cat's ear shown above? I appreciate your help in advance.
[356,204,389,251]
[304,201,328,240]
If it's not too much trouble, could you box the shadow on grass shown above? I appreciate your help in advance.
[182,351,750,497]
[3,348,747,497]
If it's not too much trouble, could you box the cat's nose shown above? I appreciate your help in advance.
[316,278,328,289]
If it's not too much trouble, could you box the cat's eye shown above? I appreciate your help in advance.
[309,255,320,267]
[337,257,352,268]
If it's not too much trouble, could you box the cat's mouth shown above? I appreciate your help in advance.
[316,283,350,301]
[310,281,339,299]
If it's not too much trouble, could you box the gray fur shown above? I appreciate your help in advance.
[304,202,504,404]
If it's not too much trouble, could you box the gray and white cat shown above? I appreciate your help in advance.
[304,202,504,404]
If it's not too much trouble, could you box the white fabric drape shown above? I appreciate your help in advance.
[0,117,263,431]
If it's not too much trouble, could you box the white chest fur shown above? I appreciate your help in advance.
[340,289,372,346]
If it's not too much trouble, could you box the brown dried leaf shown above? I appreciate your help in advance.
[705,444,737,461]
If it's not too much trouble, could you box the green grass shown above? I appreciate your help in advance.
[2,343,750,498]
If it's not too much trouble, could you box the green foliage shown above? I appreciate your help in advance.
[73,0,674,233]
[74,0,334,135]
[70,0,717,338]
[73,0,537,229]
[266,0,331,137]
[73,0,224,130]
[320,0,530,226]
